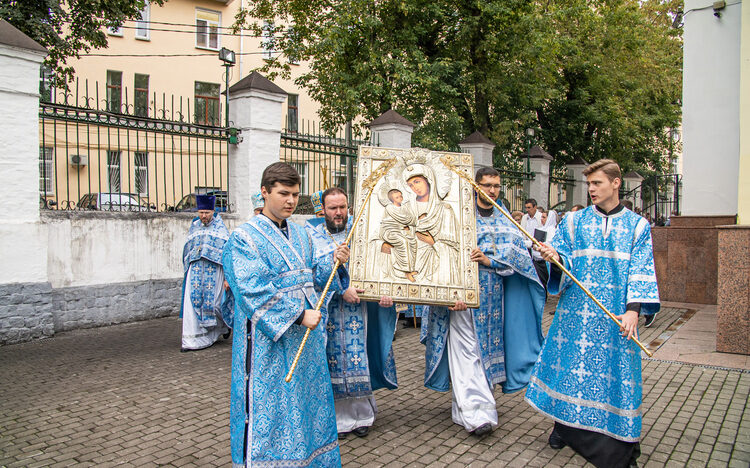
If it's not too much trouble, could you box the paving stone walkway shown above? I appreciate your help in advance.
[1,303,748,467]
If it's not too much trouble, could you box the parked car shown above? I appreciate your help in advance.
[77,193,155,211]
[171,190,228,212]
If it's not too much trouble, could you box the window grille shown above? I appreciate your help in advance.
[39,147,54,194]
[134,152,148,194]
[107,151,121,192]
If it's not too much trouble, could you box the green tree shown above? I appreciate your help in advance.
[0,0,165,87]
[235,0,681,173]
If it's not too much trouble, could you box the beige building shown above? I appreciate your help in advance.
[66,0,318,127]
[39,0,321,210]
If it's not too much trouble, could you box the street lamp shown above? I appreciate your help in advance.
[525,127,535,173]
[218,47,236,127]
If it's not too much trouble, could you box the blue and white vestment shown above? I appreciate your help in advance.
[525,206,660,442]
[223,215,341,468]
[421,206,545,431]
[306,219,398,433]
[180,214,230,350]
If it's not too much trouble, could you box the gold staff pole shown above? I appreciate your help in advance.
[285,157,398,382]
[440,155,652,357]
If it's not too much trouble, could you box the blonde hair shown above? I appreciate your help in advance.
[583,158,621,182]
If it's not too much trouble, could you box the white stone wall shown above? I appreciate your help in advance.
[0,44,49,284]
[44,212,237,288]
[682,0,742,215]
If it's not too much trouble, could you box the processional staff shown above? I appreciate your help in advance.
[439,155,653,357]
[285,157,399,382]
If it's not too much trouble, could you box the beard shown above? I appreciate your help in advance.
[325,216,347,233]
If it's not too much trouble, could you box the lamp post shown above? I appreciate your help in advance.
[524,127,535,174]
[218,47,236,127]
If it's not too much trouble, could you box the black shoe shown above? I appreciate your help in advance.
[644,314,655,328]
[352,426,369,437]
[180,347,190,353]
[337,432,347,439]
[222,330,232,340]
[548,430,565,449]
[472,423,493,437]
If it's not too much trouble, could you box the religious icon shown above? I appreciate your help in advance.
[350,147,479,307]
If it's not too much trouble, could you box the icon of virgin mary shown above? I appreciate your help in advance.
[401,161,460,286]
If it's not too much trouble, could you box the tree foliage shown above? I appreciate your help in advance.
[235,0,682,173]
[0,0,164,87]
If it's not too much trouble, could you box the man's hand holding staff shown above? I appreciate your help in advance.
[439,154,652,357]
[285,157,398,382]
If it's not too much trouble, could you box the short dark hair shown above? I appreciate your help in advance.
[621,199,633,210]
[525,198,537,207]
[571,204,585,211]
[321,187,347,207]
[261,162,301,192]
[475,167,500,183]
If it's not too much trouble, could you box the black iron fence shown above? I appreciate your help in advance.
[621,174,682,225]
[548,173,576,212]
[280,120,373,204]
[39,79,231,212]
[494,168,534,212]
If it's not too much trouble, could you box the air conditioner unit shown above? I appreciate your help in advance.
[69,154,88,166]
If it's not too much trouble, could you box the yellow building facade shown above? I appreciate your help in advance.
[40,0,320,211]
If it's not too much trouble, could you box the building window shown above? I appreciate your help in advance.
[134,152,148,194]
[107,150,121,192]
[287,94,299,132]
[262,21,275,59]
[194,81,220,125]
[39,147,54,194]
[286,25,301,65]
[106,70,122,113]
[196,9,220,50]
[289,162,307,193]
[135,2,150,40]
[134,73,149,117]
[108,26,123,37]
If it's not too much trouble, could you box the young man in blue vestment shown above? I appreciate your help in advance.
[222,163,345,468]
[180,194,231,351]
[527,159,660,468]
[421,167,546,436]
[306,187,399,438]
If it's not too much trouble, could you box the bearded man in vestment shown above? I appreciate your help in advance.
[223,163,346,467]
[307,187,399,438]
[180,194,231,351]
[528,159,659,468]
[421,167,545,436]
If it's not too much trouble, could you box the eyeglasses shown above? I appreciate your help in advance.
[478,183,501,189]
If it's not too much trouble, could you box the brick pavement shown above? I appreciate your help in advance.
[1,304,749,467]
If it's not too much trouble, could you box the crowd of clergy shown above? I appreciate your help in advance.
[179,158,659,468]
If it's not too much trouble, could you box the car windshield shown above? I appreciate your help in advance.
[176,195,196,210]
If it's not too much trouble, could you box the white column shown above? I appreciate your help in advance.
[228,76,286,220]
[567,160,588,208]
[528,155,553,210]
[368,110,414,149]
[459,132,496,171]
[0,34,48,283]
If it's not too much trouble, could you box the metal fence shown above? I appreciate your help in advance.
[549,172,576,212]
[621,174,682,225]
[280,120,372,205]
[39,78,230,213]
[495,168,534,212]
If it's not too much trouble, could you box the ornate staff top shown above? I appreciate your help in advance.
[363,157,398,190]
